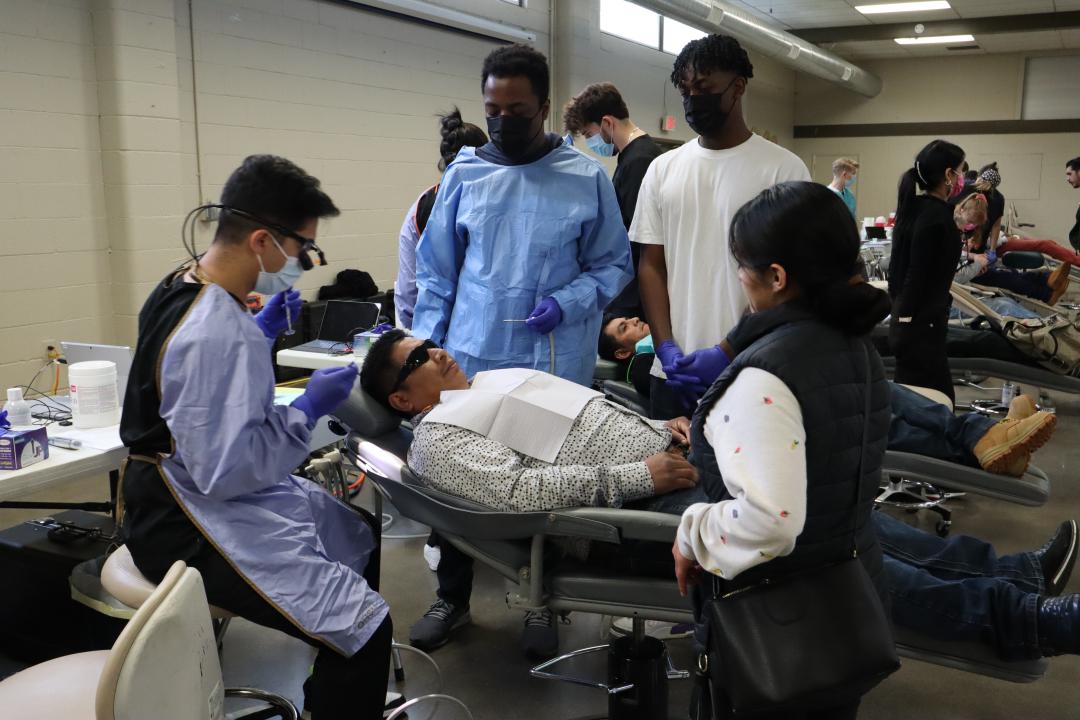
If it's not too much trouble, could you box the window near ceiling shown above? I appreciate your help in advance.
[662,16,707,55]
[599,0,661,49]
[1021,55,1080,120]
[599,0,707,55]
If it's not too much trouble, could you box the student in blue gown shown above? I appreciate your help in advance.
[412,43,633,388]
[119,155,391,720]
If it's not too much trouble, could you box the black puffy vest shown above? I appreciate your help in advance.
[689,303,890,597]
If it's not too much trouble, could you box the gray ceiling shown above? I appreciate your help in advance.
[726,0,1080,58]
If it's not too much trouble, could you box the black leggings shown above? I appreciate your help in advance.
[889,316,954,403]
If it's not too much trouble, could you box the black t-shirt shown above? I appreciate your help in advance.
[608,134,664,315]
[888,195,962,321]
[1070,203,1080,251]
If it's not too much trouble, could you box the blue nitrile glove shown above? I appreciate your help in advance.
[656,340,684,376]
[672,344,731,390]
[0,409,8,429]
[525,297,563,335]
[254,289,302,340]
[985,249,998,266]
[291,364,359,423]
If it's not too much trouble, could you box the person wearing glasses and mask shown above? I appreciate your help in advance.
[412,44,632,388]
[563,82,664,317]
[119,155,392,720]
[632,34,810,420]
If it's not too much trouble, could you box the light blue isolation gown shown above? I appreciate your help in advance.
[158,283,387,656]
[412,143,633,387]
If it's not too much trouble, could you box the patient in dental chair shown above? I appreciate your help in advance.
[361,328,1080,664]
[600,313,1056,477]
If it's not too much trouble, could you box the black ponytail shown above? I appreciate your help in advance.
[894,139,965,250]
[437,107,488,172]
[730,182,890,336]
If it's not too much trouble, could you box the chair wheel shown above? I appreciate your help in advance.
[394,667,405,682]
[936,520,951,537]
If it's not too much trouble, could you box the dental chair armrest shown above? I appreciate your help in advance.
[557,507,679,543]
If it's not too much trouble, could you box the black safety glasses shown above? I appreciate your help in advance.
[391,340,439,392]
[212,204,328,271]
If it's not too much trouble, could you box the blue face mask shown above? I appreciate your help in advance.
[254,237,304,295]
[634,335,654,355]
[845,175,856,189]
[586,129,615,158]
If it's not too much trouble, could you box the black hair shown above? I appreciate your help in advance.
[1067,157,1080,172]
[670,34,753,89]
[481,43,550,103]
[563,83,630,134]
[893,139,965,253]
[215,155,338,243]
[359,329,410,417]
[437,107,487,172]
[597,312,621,361]
[729,181,890,336]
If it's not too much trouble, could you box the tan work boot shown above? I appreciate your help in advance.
[1000,451,1031,477]
[1049,263,1072,305]
[1007,394,1039,420]
[975,411,1057,475]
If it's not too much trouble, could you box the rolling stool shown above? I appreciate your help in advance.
[101,545,234,646]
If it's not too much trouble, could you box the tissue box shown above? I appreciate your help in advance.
[0,427,49,470]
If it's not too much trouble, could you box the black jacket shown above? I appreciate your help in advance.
[688,303,890,600]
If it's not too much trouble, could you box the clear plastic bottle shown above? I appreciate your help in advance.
[1001,381,1018,408]
[5,387,32,427]
[1039,391,1056,414]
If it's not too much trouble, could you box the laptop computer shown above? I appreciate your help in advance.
[865,225,888,240]
[59,342,134,405]
[292,300,382,355]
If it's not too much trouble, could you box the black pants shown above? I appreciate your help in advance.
[434,535,475,607]
[889,316,954,403]
[649,375,695,420]
[974,269,1052,303]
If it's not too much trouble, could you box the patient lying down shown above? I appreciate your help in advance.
[359,329,1080,662]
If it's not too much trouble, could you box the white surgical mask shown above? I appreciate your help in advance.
[254,237,303,295]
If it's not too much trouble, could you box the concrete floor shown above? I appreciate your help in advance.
[2,382,1079,719]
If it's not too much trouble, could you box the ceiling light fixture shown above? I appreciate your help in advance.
[895,33,975,45]
[856,1,951,14]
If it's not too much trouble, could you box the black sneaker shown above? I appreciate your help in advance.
[521,608,559,661]
[408,599,470,651]
[384,690,406,718]
[1035,520,1078,596]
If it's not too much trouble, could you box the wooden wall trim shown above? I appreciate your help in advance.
[794,119,1080,138]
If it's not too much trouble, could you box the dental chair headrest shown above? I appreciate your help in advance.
[333,381,402,437]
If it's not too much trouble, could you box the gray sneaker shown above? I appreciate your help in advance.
[521,608,559,660]
[409,599,470,650]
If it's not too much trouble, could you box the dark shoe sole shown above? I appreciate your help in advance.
[1050,520,1079,596]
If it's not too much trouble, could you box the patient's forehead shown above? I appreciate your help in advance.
[391,336,423,366]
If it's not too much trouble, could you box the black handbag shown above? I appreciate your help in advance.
[704,345,899,716]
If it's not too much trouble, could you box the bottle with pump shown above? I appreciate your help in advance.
[5,388,32,427]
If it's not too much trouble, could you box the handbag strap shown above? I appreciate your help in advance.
[850,342,874,558]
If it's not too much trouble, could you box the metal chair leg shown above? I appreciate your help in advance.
[225,687,298,720]
[392,639,406,682]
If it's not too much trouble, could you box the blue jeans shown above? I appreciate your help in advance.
[887,382,995,467]
[875,511,1043,661]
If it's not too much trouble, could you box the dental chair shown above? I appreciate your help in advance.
[331,387,1051,707]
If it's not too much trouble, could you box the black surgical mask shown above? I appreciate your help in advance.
[682,77,739,137]
[487,110,542,159]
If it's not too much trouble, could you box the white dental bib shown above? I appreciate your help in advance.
[421,368,602,463]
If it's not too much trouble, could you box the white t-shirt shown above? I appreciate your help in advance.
[630,133,810,378]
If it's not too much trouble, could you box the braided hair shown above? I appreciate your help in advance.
[670,34,754,88]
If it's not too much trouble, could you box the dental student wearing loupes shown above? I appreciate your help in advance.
[119,155,392,720]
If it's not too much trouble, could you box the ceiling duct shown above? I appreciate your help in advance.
[630,0,882,97]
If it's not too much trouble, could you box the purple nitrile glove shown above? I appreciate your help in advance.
[984,249,998,266]
[655,340,684,376]
[672,344,731,390]
[254,288,302,340]
[525,297,563,335]
[0,409,8,429]
[291,364,359,423]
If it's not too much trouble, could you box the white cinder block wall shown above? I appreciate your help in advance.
[0,0,800,396]
[0,0,112,397]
